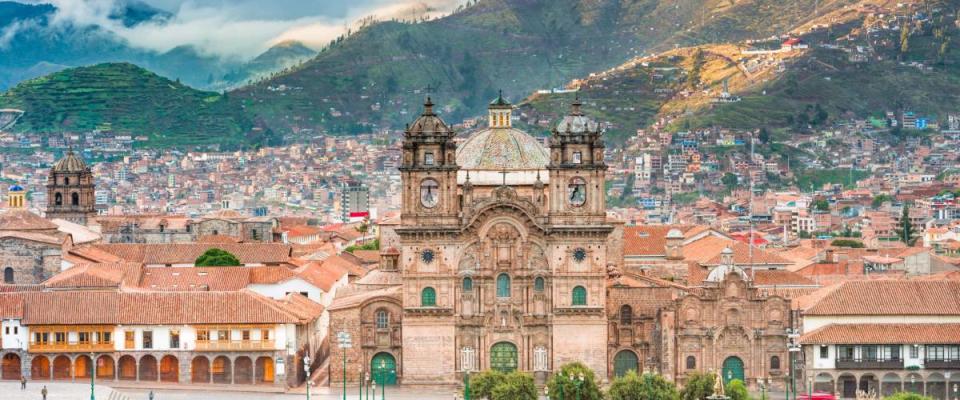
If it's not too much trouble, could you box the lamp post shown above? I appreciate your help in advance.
[464,365,472,400]
[90,352,95,400]
[556,372,564,400]
[787,328,801,400]
[337,331,352,400]
[760,379,767,400]
[571,372,584,400]
[545,386,550,400]
[359,367,363,400]
[379,359,388,400]
[365,372,370,400]
[304,356,312,400]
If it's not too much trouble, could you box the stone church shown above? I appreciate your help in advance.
[328,96,793,389]
[45,150,96,225]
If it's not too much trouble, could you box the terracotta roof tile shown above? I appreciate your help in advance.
[90,243,292,265]
[623,225,700,256]
[804,281,960,315]
[0,210,58,231]
[43,262,142,289]
[802,323,960,344]
[137,268,251,291]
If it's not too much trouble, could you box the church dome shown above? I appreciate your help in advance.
[52,151,88,172]
[705,264,748,283]
[406,98,452,136]
[456,128,549,171]
[8,184,24,191]
[555,99,600,135]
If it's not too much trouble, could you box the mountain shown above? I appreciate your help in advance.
[0,1,313,91]
[0,63,266,149]
[232,0,858,135]
[519,0,960,143]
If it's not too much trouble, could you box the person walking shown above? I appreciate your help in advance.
[148,390,154,400]
[20,375,26,390]
[41,385,48,400]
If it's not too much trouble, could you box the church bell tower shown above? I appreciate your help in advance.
[46,150,96,225]
[547,96,607,225]
[399,98,460,227]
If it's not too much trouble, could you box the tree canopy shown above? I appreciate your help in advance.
[546,362,603,400]
[680,371,716,400]
[195,248,241,267]
[726,379,749,400]
[608,371,681,400]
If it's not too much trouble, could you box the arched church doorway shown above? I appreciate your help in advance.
[490,342,518,373]
[613,350,639,378]
[722,356,745,385]
[371,353,396,386]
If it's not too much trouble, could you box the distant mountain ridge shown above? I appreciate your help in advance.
[0,1,315,91]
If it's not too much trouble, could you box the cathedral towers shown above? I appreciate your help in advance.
[399,97,460,227]
[46,150,96,225]
[547,96,607,225]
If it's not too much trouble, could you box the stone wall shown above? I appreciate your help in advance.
[401,319,455,384]
[552,317,608,379]
[0,237,61,284]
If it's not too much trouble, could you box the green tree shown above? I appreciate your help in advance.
[895,204,917,245]
[490,372,538,400]
[899,25,911,60]
[758,128,771,144]
[608,371,681,400]
[831,239,865,248]
[872,194,894,209]
[811,199,830,212]
[680,371,715,400]
[468,370,505,399]
[726,379,749,400]
[884,393,933,400]
[546,362,603,400]
[195,248,241,266]
[721,173,738,189]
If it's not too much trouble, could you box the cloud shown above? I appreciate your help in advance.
[0,19,40,49]
[32,0,465,60]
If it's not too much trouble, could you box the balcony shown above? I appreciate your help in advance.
[194,340,275,351]
[835,358,904,369]
[924,359,960,369]
[30,342,115,353]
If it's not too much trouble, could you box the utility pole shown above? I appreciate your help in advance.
[90,352,95,400]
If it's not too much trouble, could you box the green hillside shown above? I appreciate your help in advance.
[521,0,960,142]
[0,63,263,148]
[233,0,856,135]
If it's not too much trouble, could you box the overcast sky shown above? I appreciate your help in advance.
[16,0,464,60]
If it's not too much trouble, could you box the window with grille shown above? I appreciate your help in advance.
[421,287,437,307]
[496,274,511,298]
[142,331,153,349]
[770,356,781,369]
[820,346,828,359]
[686,356,696,369]
[462,277,473,291]
[572,286,587,306]
[620,305,633,325]
[534,277,545,292]
[376,310,389,329]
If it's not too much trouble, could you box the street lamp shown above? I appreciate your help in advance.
[760,378,767,400]
[464,362,472,400]
[365,372,370,400]
[571,372,585,400]
[380,359,388,400]
[787,328,802,400]
[90,352,96,400]
[359,367,364,400]
[304,356,312,400]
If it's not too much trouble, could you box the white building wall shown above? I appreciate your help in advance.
[1,319,28,350]
[248,279,323,303]
[803,315,960,333]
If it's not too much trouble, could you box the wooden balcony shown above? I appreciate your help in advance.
[924,359,960,369]
[194,340,275,351]
[30,342,115,353]
[835,358,903,369]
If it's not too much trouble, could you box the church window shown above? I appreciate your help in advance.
[55,192,63,206]
[534,277,545,292]
[572,247,587,263]
[573,151,582,164]
[770,356,781,370]
[64,177,70,185]
[462,277,473,291]
[496,274,511,298]
[686,356,696,370]
[620,305,633,325]
[421,249,435,264]
[534,346,549,371]
[820,346,829,359]
[3,267,13,284]
[572,286,587,306]
[376,310,389,329]
[421,287,437,307]
[71,192,79,206]
[424,152,435,166]
[461,347,475,372]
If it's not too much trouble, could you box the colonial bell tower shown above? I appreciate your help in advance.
[547,96,607,225]
[46,150,96,225]
[399,98,460,227]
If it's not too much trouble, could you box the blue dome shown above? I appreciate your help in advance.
[8,184,24,191]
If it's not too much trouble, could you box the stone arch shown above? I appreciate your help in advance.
[74,355,92,379]
[815,372,835,394]
[191,356,210,383]
[2,353,21,380]
[881,372,901,397]
[212,356,231,384]
[139,355,158,382]
[927,373,946,400]
[859,373,879,396]
[838,372,858,398]
[71,192,79,206]
[160,355,179,383]
[613,350,639,378]
[96,355,114,380]
[235,356,253,384]
[255,356,274,384]
[117,355,136,380]
[54,192,63,206]
[52,355,71,380]
[31,355,50,380]
[467,203,545,238]
[905,372,924,394]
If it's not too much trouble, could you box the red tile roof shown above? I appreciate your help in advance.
[623,225,702,256]
[804,280,960,316]
[89,243,292,265]
[0,210,58,231]
[43,262,142,289]
[137,268,251,291]
[802,323,960,344]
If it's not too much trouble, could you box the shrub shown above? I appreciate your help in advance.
[831,239,865,248]
[467,370,505,400]
[546,362,603,400]
[608,371,681,400]
[884,394,933,400]
[681,371,716,400]
[195,248,241,266]
[490,372,537,400]
[727,379,749,400]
